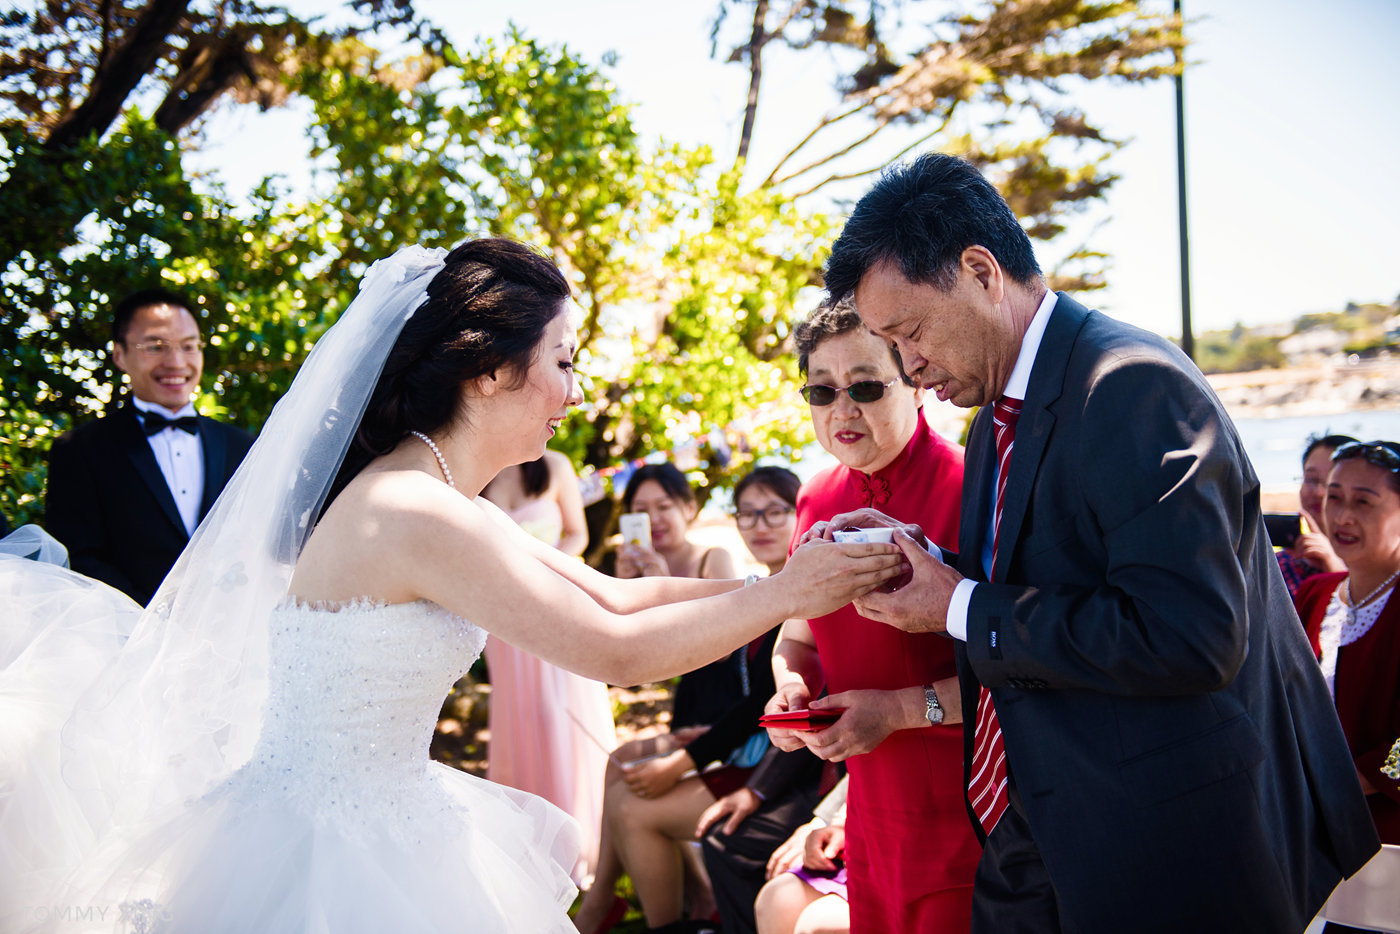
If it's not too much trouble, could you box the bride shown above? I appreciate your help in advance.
[0,239,902,933]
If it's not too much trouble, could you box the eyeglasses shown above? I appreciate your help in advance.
[126,338,205,358]
[733,505,795,530]
[799,377,899,406]
[1332,441,1400,472]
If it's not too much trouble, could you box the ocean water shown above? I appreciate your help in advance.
[772,406,1400,501]
[1233,409,1400,490]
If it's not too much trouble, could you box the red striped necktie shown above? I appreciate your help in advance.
[970,395,1021,835]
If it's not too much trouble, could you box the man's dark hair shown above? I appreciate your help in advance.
[111,288,198,345]
[792,299,911,385]
[823,152,1042,303]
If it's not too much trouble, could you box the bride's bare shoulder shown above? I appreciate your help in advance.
[290,467,489,601]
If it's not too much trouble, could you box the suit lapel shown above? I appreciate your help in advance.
[120,405,189,538]
[197,416,226,520]
[990,293,1091,583]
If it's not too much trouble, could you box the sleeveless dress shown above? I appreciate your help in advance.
[483,497,615,883]
[11,596,580,933]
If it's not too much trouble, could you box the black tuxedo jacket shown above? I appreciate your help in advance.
[953,294,1378,931]
[46,404,254,605]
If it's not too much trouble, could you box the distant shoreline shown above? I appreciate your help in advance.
[1207,358,1400,421]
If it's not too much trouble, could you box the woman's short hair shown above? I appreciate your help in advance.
[792,299,912,385]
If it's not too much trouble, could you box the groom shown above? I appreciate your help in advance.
[818,154,1379,932]
[46,288,253,605]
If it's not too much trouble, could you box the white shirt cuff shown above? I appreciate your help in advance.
[947,578,976,642]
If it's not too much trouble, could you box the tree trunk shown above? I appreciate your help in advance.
[45,0,193,150]
[735,0,768,166]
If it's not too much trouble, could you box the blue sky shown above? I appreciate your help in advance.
[190,0,1399,340]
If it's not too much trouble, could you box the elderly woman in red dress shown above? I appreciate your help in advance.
[1293,440,1400,846]
[763,301,980,932]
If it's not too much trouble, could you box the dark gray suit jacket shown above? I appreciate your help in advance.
[954,294,1378,931]
[46,403,253,605]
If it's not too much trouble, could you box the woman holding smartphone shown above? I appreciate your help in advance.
[574,466,795,934]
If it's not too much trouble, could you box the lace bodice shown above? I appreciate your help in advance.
[218,598,486,840]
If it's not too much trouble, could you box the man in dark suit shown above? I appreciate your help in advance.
[46,288,253,605]
[810,153,1380,932]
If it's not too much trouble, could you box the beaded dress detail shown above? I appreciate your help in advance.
[37,598,580,934]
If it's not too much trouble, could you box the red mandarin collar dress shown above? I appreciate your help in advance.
[795,417,981,932]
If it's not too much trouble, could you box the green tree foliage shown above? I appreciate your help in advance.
[1194,328,1286,375]
[2,1,1186,528]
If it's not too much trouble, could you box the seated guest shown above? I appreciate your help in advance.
[1293,440,1400,849]
[697,743,828,934]
[45,288,253,605]
[764,300,979,932]
[572,464,752,933]
[753,776,850,934]
[1279,433,1354,597]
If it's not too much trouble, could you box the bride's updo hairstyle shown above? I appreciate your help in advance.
[326,238,570,508]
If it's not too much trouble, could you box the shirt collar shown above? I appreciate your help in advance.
[132,397,199,420]
[1002,290,1058,400]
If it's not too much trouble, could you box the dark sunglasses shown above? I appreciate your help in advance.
[1332,441,1400,472]
[799,377,899,406]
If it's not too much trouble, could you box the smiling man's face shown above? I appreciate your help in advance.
[112,303,204,412]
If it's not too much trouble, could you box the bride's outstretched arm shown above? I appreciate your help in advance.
[474,494,743,613]
[405,486,904,685]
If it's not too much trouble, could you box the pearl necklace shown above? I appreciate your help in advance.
[409,430,456,488]
[1345,566,1400,616]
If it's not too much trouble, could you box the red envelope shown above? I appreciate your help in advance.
[757,707,846,732]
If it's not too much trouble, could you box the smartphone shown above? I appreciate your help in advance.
[1263,512,1302,549]
[619,512,652,551]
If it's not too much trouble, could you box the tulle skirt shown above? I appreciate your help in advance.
[19,762,580,933]
[1,555,582,933]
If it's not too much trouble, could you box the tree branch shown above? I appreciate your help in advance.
[735,0,769,167]
[45,0,193,150]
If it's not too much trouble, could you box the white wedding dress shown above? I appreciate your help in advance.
[4,587,580,933]
[1,246,585,933]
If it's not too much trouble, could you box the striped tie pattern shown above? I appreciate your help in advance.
[969,396,1021,835]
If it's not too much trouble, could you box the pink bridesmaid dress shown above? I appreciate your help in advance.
[483,497,616,884]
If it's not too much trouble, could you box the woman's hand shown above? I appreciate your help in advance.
[621,747,693,798]
[616,543,670,579]
[802,824,846,872]
[797,507,927,549]
[766,820,819,879]
[696,786,761,838]
[1290,512,1346,572]
[764,682,812,752]
[801,688,925,762]
[770,539,906,620]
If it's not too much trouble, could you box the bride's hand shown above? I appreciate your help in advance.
[768,539,906,620]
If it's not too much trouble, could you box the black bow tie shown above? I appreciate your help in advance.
[141,412,200,436]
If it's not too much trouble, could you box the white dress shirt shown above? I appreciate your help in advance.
[946,289,1059,642]
[133,397,205,536]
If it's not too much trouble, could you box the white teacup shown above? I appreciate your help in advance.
[832,527,895,544]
